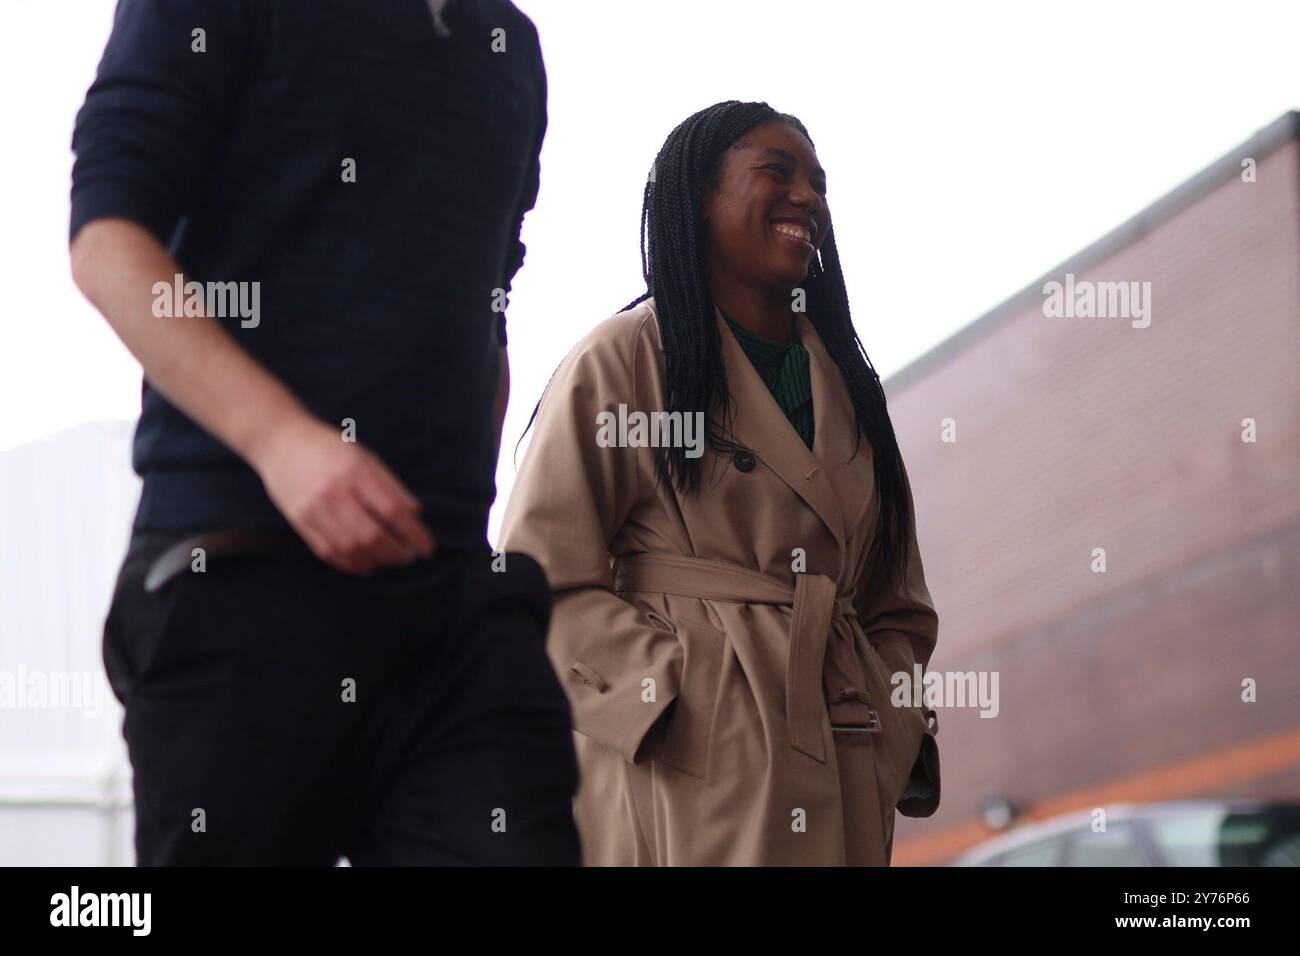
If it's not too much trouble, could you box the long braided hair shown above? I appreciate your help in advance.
[623,100,915,586]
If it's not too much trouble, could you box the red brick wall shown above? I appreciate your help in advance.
[886,136,1300,863]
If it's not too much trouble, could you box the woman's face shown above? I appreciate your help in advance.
[702,120,831,294]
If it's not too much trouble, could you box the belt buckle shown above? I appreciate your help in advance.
[831,709,882,734]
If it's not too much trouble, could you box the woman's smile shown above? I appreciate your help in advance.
[771,217,816,249]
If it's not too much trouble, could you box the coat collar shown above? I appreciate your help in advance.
[714,306,874,558]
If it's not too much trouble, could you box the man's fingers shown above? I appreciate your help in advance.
[356,460,436,557]
[329,491,411,572]
[299,506,367,575]
[272,443,433,574]
[376,459,423,509]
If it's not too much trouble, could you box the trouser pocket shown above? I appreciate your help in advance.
[102,531,192,704]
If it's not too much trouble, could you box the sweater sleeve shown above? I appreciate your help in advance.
[495,22,547,347]
[500,318,685,765]
[69,0,255,245]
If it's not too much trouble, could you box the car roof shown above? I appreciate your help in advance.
[951,798,1291,864]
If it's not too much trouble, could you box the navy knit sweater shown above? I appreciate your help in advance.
[70,0,546,548]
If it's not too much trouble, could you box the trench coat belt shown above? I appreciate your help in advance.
[613,552,861,764]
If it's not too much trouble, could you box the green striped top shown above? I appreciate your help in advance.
[723,312,815,450]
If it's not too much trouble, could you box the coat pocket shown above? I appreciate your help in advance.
[856,631,942,817]
[897,706,941,818]
[657,615,726,781]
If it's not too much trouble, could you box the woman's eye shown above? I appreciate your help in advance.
[763,163,827,196]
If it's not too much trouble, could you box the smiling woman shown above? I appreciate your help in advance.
[502,100,941,867]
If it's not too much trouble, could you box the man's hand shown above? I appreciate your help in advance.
[252,417,436,575]
[70,218,436,575]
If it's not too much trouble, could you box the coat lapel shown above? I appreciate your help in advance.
[715,307,848,557]
[799,312,877,540]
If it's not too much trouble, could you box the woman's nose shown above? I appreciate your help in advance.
[789,181,822,210]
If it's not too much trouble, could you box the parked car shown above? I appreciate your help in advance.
[951,800,1300,866]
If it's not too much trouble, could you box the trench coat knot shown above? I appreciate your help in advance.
[613,553,862,766]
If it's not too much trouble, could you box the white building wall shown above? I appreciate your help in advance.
[0,421,140,865]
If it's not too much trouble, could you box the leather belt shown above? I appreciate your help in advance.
[613,553,877,765]
[142,528,308,593]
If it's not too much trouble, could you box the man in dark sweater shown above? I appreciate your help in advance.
[70,0,580,865]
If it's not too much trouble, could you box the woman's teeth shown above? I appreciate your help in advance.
[773,222,812,244]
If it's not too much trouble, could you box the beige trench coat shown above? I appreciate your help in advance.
[501,298,941,866]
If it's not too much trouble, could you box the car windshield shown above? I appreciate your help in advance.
[1149,806,1300,865]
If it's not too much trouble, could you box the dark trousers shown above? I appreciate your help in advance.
[103,530,581,866]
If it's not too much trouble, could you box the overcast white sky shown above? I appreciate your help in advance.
[1,0,1296,539]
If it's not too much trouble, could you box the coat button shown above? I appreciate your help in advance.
[734,451,756,472]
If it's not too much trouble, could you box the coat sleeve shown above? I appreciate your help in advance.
[500,319,684,765]
[853,458,942,817]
